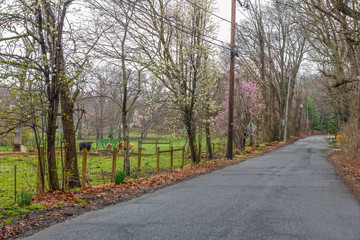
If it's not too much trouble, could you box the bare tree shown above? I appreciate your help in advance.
[132,0,219,163]
[0,0,95,189]
[298,0,360,131]
[236,0,307,141]
[87,0,142,174]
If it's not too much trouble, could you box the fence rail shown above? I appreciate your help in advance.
[0,139,227,207]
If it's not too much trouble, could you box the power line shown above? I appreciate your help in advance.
[122,0,231,50]
[184,0,232,24]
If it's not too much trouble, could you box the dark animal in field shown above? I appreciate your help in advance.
[79,142,93,152]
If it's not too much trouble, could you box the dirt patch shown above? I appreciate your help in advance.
[329,151,360,203]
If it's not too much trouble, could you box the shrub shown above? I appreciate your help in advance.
[16,190,33,206]
[132,173,138,180]
[114,171,126,184]
[234,149,242,155]
[339,120,360,160]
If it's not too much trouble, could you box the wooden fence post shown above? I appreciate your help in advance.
[111,148,117,183]
[137,147,142,176]
[156,147,160,174]
[170,147,173,169]
[182,146,185,169]
[82,148,87,187]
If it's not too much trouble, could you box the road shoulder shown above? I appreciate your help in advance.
[329,151,360,203]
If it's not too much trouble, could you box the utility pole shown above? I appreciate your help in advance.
[284,76,291,142]
[227,0,236,159]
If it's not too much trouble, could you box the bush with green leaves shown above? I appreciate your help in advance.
[132,173,138,180]
[16,190,33,206]
[114,171,126,184]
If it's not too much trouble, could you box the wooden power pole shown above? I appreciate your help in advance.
[227,0,236,159]
[284,76,291,142]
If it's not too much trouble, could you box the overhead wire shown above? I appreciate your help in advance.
[183,0,232,24]
[122,0,231,50]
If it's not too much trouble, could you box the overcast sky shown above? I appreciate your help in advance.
[215,1,232,42]
[214,1,247,43]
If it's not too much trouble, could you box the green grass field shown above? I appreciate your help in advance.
[0,136,227,207]
[0,146,11,151]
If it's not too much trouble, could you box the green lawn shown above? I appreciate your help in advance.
[0,150,189,207]
[0,155,38,207]
[0,146,12,151]
[0,136,227,207]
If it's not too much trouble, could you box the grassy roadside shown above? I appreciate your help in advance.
[0,136,227,207]
[0,140,289,239]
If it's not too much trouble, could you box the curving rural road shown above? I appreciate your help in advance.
[24,136,360,240]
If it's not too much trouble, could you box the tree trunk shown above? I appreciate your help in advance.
[108,126,114,139]
[205,121,213,159]
[46,94,60,190]
[118,123,122,140]
[243,131,247,149]
[60,86,81,188]
[99,88,104,139]
[272,90,277,141]
[185,115,199,164]
[250,133,254,147]
[279,117,283,141]
[358,81,360,132]
[198,128,202,159]
[77,105,83,140]
[143,128,148,139]
[14,126,22,146]
[122,112,130,175]
[77,121,82,140]
[33,124,45,194]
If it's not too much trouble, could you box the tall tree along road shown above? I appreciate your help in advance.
[24,136,360,240]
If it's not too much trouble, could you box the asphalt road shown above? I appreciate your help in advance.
[24,136,360,240]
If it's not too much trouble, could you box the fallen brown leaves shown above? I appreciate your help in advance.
[0,143,285,240]
[329,151,360,203]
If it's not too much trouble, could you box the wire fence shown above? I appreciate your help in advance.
[0,141,227,207]
[0,161,38,206]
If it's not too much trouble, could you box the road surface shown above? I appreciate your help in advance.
[24,136,360,240]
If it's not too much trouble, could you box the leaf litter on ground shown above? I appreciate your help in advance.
[1,140,299,239]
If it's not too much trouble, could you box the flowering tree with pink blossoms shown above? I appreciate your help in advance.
[216,78,263,149]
